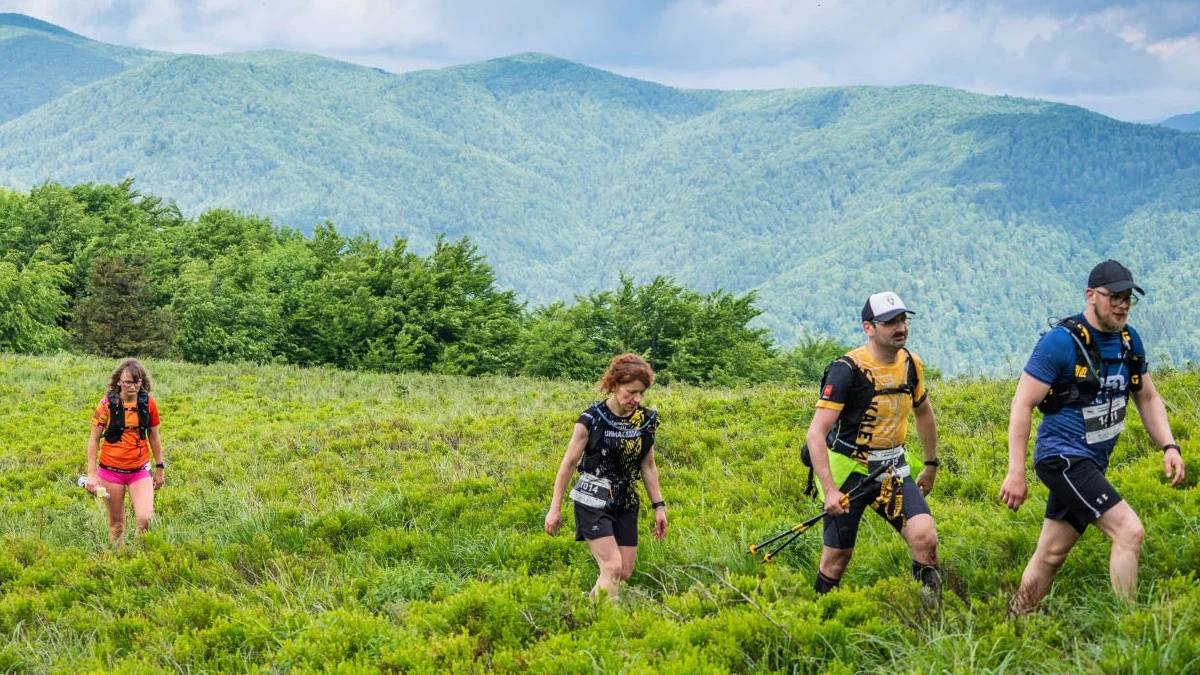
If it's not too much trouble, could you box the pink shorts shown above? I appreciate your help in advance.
[98,465,151,486]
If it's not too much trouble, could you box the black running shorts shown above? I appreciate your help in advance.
[574,502,639,546]
[822,473,932,549]
[1035,455,1123,534]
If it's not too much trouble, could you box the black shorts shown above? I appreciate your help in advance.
[574,502,639,546]
[1035,455,1123,534]
[823,473,931,549]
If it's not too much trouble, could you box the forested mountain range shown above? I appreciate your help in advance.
[3,13,1200,373]
[1161,112,1200,132]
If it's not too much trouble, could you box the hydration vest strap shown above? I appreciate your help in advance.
[1062,325,1099,381]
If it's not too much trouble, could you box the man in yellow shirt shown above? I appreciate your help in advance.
[804,292,941,595]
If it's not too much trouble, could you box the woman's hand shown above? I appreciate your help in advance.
[544,506,562,535]
[85,472,99,495]
[153,467,165,490]
[652,506,668,540]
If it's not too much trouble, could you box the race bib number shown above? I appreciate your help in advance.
[867,446,910,481]
[569,472,613,509]
[1082,396,1126,444]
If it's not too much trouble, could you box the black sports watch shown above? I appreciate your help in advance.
[651,500,666,509]
[924,458,940,468]
[1163,444,1181,455]
[154,462,166,469]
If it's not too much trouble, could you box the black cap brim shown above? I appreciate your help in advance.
[1101,281,1145,295]
[872,308,915,323]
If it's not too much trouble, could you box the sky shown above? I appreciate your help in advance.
[3,0,1199,122]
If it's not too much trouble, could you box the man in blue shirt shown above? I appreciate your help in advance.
[1000,260,1185,614]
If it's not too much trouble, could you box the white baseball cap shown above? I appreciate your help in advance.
[861,291,914,323]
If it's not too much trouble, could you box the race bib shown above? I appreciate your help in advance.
[569,472,613,510]
[1082,396,1126,444]
[866,446,910,481]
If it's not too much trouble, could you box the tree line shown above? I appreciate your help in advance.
[0,180,875,385]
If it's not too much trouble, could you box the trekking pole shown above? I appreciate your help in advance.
[749,463,890,562]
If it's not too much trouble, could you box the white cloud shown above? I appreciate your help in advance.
[993,15,1062,57]
[2,0,1200,119]
[1116,24,1146,47]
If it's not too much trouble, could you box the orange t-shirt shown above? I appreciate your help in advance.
[92,395,160,469]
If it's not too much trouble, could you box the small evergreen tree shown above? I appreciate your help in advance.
[71,255,173,357]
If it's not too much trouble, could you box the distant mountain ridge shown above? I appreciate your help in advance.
[2,14,1200,373]
[1161,112,1200,132]
[0,13,157,123]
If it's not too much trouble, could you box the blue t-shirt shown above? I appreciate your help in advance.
[1024,315,1147,468]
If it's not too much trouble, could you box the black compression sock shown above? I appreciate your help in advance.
[814,570,841,595]
[911,560,941,591]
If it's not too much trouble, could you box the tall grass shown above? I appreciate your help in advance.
[0,353,1197,672]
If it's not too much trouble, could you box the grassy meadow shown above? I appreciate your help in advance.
[1,352,1198,673]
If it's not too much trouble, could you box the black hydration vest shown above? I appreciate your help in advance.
[578,403,658,480]
[822,348,920,459]
[801,349,921,495]
[1037,316,1145,415]
[103,391,151,444]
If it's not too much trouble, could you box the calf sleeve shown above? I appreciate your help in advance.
[814,569,842,595]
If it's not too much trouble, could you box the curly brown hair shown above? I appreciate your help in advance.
[596,353,655,393]
[107,358,154,395]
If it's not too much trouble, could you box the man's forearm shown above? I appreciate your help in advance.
[914,405,937,461]
[1007,406,1032,475]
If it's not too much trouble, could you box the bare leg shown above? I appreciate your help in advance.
[818,546,855,579]
[101,479,127,548]
[1091,501,1144,602]
[901,513,939,565]
[1011,518,1081,615]
[587,537,624,600]
[126,476,155,535]
[618,546,638,583]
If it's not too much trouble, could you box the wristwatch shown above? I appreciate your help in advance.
[154,462,166,469]
[651,500,666,509]
[1162,444,1181,455]
[924,458,940,468]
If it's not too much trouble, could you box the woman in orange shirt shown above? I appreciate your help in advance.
[83,358,166,547]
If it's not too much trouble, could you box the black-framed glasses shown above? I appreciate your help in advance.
[1093,289,1138,308]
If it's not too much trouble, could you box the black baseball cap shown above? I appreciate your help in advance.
[1087,260,1144,295]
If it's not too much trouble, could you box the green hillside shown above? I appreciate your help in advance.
[0,13,156,124]
[1161,112,1200,132]
[3,353,1198,671]
[3,17,1200,372]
